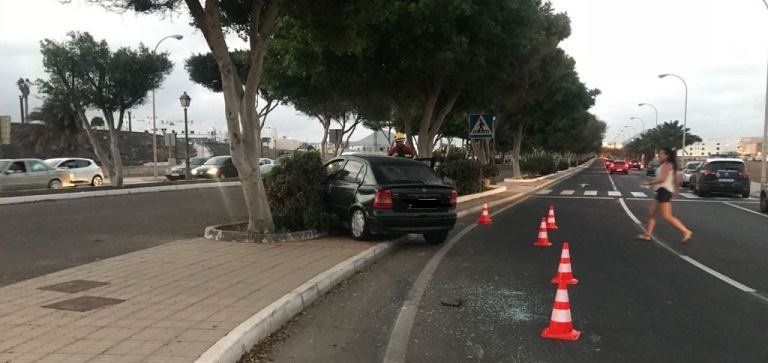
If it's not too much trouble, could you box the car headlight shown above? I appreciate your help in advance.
[207,167,219,175]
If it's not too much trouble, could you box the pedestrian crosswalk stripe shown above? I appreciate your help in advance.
[560,190,575,195]
[608,191,622,197]
[536,189,552,195]
[631,192,647,197]
[680,192,699,199]
[584,190,597,196]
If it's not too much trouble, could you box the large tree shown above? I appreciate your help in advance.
[623,121,701,160]
[86,0,373,233]
[38,32,172,187]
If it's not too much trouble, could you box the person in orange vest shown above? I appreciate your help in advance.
[387,132,416,159]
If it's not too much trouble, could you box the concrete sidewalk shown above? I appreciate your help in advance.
[0,162,588,363]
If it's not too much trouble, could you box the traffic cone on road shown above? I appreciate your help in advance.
[477,202,493,225]
[546,205,558,230]
[551,242,578,285]
[541,280,580,341]
[533,217,552,247]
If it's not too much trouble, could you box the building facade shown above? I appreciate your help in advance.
[683,138,738,157]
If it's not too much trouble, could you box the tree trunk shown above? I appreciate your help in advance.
[74,105,113,182]
[511,123,524,179]
[105,112,124,188]
[318,116,330,160]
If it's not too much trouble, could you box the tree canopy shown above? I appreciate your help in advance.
[623,121,702,160]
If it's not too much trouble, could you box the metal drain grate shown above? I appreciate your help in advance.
[39,280,110,294]
[42,296,125,312]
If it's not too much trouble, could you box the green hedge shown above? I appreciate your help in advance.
[437,159,483,195]
[265,151,337,232]
[519,151,593,177]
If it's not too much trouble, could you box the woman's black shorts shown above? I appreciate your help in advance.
[655,188,672,202]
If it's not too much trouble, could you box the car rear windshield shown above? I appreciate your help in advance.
[204,156,228,165]
[706,161,744,171]
[614,161,626,165]
[373,163,443,185]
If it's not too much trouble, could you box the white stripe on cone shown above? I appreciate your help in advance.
[558,263,572,273]
[561,249,570,258]
[555,289,568,302]
[551,308,573,323]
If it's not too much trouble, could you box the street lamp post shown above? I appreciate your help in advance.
[638,103,659,126]
[180,92,192,180]
[630,117,645,134]
[151,34,183,179]
[658,73,688,155]
[759,0,768,201]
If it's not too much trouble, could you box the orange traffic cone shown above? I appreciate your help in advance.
[546,205,558,230]
[533,217,552,247]
[541,280,580,341]
[477,202,493,225]
[551,242,578,285]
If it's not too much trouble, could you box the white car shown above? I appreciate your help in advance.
[681,161,702,186]
[259,158,277,175]
[44,158,104,186]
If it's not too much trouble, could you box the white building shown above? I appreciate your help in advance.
[683,138,738,157]
[275,136,301,151]
[347,130,395,153]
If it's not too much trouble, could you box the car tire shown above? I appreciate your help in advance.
[760,192,768,213]
[423,231,449,244]
[742,190,750,199]
[91,175,103,187]
[350,209,371,241]
[48,179,62,190]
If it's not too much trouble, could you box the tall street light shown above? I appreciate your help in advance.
[630,116,645,133]
[759,0,768,201]
[151,34,183,179]
[638,103,658,126]
[179,92,192,180]
[658,73,688,155]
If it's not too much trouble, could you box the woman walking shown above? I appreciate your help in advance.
[638,147,693,243]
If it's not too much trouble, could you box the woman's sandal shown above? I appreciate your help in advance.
[682,231,693,243]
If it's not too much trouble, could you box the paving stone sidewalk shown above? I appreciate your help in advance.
[0,238,371,363]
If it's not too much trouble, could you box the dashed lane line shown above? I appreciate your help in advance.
[560,190,575,195]
[608,191,622,197]
[536,189,552,195]
[680,192,699,199]
[630,192,647,198]
[584,190,597,196]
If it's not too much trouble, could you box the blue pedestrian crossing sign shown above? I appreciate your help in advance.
[468,114,494,139]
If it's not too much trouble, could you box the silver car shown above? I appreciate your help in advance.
[45,158,104,186]
[681,161,702,187]
[0,159,71,191]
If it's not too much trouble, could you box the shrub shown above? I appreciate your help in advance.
[557,160,569,171]
[481,163,499,178]
[437,159,483,195]
[265,151,337,232]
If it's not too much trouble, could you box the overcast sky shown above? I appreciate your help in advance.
[1,0,767,144]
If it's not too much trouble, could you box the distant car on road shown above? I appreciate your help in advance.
[609,160,629,174]
[646,160,660,176]
[166,157,208,180]
[192,156,238,179]
[0,158,71,191]
[259,158,277,175]
[44,158,104,186]
[604,158,614,170]
[690,158,750,198]
[681,161,702,187]
[629,160,642,170]
[323,154,457,244]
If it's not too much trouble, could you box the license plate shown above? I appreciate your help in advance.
[719,178,734,182]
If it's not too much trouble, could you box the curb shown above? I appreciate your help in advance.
[204,224,325,243]
[194,240,397,363]
[196,158,595,363]
[456,185,507,203]
[0,181,241,205]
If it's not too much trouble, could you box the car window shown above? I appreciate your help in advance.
[706,161,744,171]
[61,160,79,169]
[325,160,346,178]
[76,160,92,168]
[204,156,229,165]
[29,160,49,172]
[373,163,443,185]
[8,161,25,173]
[341,160,364,183]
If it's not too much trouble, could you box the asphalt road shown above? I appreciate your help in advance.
[0,185,247,287]
[251,161,768,362]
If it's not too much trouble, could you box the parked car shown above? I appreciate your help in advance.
[680,161,702,187]
[0,159,71,191]
[259,158,277,175]
[604,158,614,170]
[609,160,629,174]
[691,158,750,198]
[646,160,660,176]
[323,154,457,244]
[44,158,104,186]
[191,156,238,179]
[165,157,208,180]
[629,160,642,170]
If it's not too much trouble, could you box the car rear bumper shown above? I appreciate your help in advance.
[368,211,457,234]
[699,180,749,192]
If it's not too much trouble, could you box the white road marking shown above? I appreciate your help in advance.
[630,192,647,198]
[723,202,768,219]
[608,191,622,197]
[560,190,575,195]
[536,189,553,195]
[617,198,761,296]
[584,190,597,196]
[608,174,618,191]
[534,195,615,200]
[680,193,699,199]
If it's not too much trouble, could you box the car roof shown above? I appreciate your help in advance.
[704,158,743,163]
[338,154,426,166]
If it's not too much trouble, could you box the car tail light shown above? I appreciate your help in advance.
[374,188,393,210]
[739,171,749,177]
[449,190,457,209]
[703,170,716,175]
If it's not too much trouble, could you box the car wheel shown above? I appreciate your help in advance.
[350,209,371,240]
[760,193,768,213]
[423,230,449,245]
[742,190,750,199]
[48,179,62,190]
[91,175,103,187]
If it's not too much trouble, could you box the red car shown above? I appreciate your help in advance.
[609,160,629,174]
[604,159,614,169]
